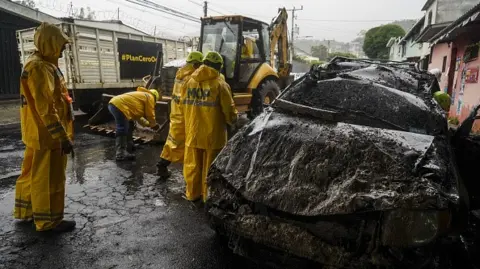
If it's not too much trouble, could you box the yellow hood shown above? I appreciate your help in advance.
[191,65,220,82]
[176,64,196,80]
[34,22,69,63]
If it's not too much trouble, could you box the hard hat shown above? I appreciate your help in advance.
[429,68,442,81]
[433,91,450,111]
[186,51,203,63]
[149,89,160,101]
[203,51,223,65]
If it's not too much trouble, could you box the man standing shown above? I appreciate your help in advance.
[15,22,75,232]
[108,87,160,161]
[156,51,203,178]
[181,51,238,202]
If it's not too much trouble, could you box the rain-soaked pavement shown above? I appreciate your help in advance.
[0,117,260,269]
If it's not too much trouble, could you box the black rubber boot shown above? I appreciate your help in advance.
[156,159,171,179]
[126,121,136,153]
[51,220,76,233]
[116,136,135,161]
[115,136,125,161]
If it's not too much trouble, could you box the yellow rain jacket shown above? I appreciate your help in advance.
[160,64,196,162]
[15,22,72,231]
[109,87,158,127]
[20,23,73,150]
[181,65,238,150]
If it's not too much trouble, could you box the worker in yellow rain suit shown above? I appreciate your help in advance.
[434,91,451,112]
[14,22,75,232]
[156,51,203,178]
[241,36,255,59]
[109,87,160,161]
[180,51,238,202]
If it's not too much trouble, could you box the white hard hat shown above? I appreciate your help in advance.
[429,68,442,81]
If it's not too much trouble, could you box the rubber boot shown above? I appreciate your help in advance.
[127,122,136,153]
[156,159,171,179]
[115,136,125,161]
[51,220,76,233]
[116,136,135,161]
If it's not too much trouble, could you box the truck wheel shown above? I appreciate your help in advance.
[249,80,280,119]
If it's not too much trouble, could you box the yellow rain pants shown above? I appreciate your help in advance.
[15,147,68,231]
[160,64,196,163]
[183,147,221,201]
[14,22,73,231]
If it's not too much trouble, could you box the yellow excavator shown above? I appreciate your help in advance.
[87,8,292,142]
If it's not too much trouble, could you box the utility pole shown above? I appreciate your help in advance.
[69,2,74,17]
[117,7,120,20]
[287,6,303,61]
[203,1,208,17]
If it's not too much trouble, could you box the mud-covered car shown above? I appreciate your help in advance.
[205,58,472,268]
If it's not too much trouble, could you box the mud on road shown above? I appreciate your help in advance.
[0,118,259,269]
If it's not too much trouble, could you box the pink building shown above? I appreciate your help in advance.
[428,3,480,131]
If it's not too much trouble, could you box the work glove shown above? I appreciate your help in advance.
[61,140,74,155]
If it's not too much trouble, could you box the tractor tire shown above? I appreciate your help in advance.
[249,80,280,119]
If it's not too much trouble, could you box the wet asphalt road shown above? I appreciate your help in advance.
[0,118,260,269]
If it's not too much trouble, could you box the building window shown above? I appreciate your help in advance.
[428,11,433,25]
[442,56,447,72]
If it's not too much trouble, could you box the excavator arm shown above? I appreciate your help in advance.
[269,8,291,79]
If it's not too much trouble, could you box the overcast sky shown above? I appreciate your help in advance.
[35,0,426,42]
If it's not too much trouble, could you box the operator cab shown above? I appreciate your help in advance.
[200,16,271,92]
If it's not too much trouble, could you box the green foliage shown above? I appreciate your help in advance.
[328,52,357,60]
[448,117,460,126]
[363,24,406,59]
[311,45,328,61]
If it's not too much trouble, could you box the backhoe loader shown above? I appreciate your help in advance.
[86,8,292,143]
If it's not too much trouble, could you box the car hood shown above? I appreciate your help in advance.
[209,110,460,217]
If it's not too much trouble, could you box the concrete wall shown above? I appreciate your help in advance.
[449,34,480,131]
[388,42,403,62]
[424,0,438,27]
[436,0,480,24]
[431,31,480,132]
[429,42,451,91]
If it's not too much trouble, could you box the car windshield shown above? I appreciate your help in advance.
[202,21,239,79]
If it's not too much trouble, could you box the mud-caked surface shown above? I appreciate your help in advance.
[0,120,259,269]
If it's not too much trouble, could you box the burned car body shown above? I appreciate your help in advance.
[206,58,470,268]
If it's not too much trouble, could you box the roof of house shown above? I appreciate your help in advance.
[421,0,436,11]
[430,2,480,44]
[0,0,61,24]
[401,16,426,42]
[386,37,402,48]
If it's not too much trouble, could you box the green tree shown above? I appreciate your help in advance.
[15,0,35,8]
[363,24,405,59]
[328,51,357,60]
[311,45,328,61]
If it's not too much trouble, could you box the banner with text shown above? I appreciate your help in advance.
[118,38,162,79]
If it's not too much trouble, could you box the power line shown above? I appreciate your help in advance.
[126,0,200,23]
[297,18,418,23]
